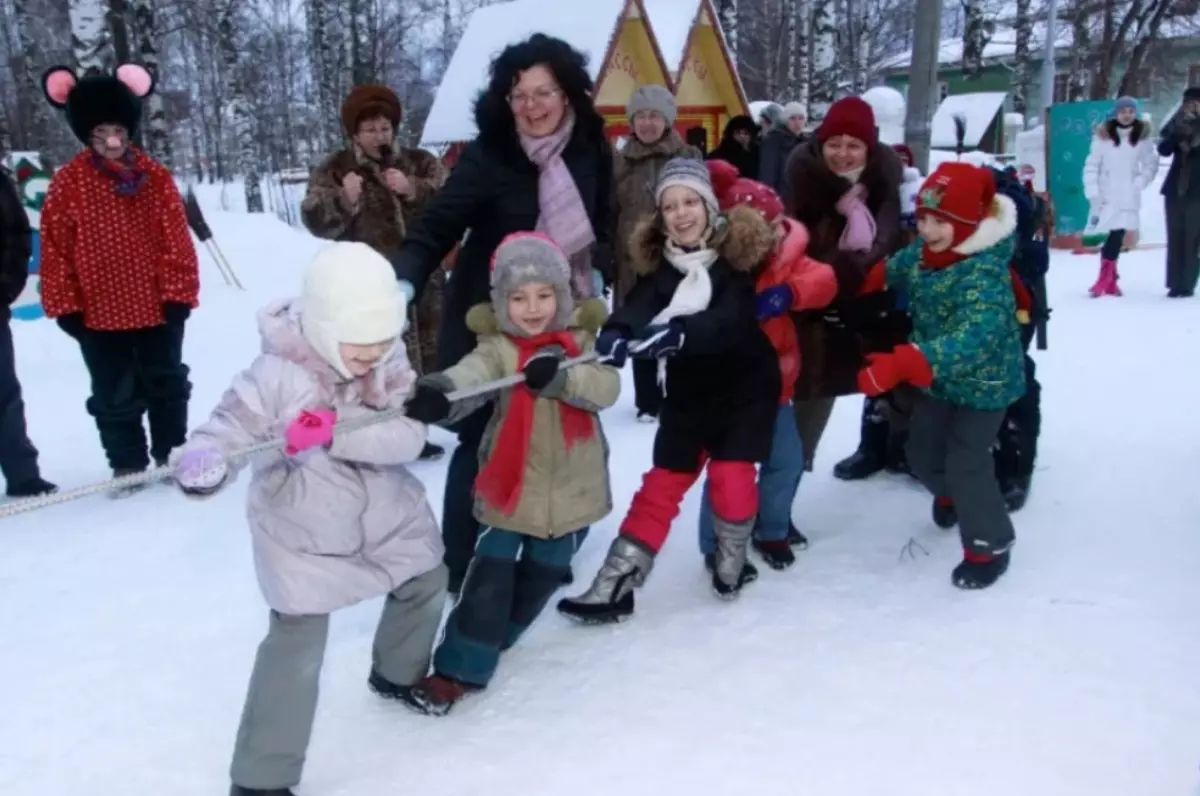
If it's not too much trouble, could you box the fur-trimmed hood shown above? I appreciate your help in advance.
[626,205,776,277]
[1095,118,1152,146]
[952,194,1018,256]
[257,299,415,409]
[464,297,609,337]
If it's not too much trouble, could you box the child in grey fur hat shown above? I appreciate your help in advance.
[400,231,620,715]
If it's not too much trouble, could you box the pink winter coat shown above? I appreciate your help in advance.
[183,300,444,616]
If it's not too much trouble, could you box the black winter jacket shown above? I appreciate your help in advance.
[608,206,779,471]
[0,170,32,308]
[391,116,614,370]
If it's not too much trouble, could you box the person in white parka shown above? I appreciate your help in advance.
[1082,97,1159,297]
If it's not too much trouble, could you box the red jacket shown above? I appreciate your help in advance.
[759,218,837,403]
[40,148,199,330]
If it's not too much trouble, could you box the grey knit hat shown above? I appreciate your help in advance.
[627,84,677,126]
[1113,96,1137,115]
[782,101,806,120]
[489,232,574,335]
[655,156,719,217]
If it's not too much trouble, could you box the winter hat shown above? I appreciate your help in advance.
[759,103,784,126]
[1183,86,1200,102]
[341,84,402,137]
[916,162,997,248]
[892,143,915,168]
[782,101,806,120]
[1112,96,1138,117]
[627,84,678,127]
[301,242,407,379]
[708,159,783,222]
[656,156,719,217]
[489,232,574,336]
[817,96,878,147]
[41,64,155,143]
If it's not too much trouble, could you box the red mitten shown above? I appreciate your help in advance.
[857,344,934,396]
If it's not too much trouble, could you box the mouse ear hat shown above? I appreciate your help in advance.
[42,63,155,143]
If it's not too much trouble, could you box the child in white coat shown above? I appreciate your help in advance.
[1083,96,1158,297]
[172,241,447,796]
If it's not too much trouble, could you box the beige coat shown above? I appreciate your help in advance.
[424,298,620,538]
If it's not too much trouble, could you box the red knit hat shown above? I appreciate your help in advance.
[816,97,878,147]
[707,159,784,221]
[916,162,997,247]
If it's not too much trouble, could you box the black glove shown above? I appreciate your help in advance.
[405,384,451,424]
[522,348,565,393]
[821,291,899,330]
[594,328,629,368]
[56,313,85,339]
[163,302,191,326]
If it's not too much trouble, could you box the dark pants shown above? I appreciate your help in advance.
[632,357,662,417]
[1165,197,1200,293]
[76,322,191,471]
[907,395,1015,557]
[434,526,582,686]
[994,327,1040,484]
[442,407,490,592]
[1100,229,1125,261]
[0,312,40,486]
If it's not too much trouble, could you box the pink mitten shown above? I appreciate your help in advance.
[284,409,337,455]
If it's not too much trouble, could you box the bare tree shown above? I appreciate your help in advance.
[809,0,837,120]
[1011,0,1034,116]
[786,0,811,106]
[717,0,738,65]
[961,0,991,78]
[218,0,261,210]
[70,0,114,72]
[132,0,170,163]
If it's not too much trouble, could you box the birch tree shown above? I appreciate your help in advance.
[717,0,738,65]
[132,0,170,164]
[786,0,811,107]
[809,0,837,121]
[70,0,114,73]
[961,0,989,79]
[218,0,261,211]
[1011,0,1033,117]
[13,0,53,150]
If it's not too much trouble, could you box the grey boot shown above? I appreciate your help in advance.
[712,515,755,599]
[556,535,654,624]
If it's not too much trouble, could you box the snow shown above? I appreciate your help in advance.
[862,86,906,145]
[640,0,701,78]
[4,172,1200,795]
[931,91,1008,149]
[420,0,630,146]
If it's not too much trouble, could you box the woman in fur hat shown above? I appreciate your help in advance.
[1082,96,1158,298]
[707,114,761,178]
[614,83,703,423]
[558,157,778,623]
[301,84,447,460]
[39,63,199,496]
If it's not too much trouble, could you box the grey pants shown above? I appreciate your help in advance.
[906,395,1015,557]
[0,313,39,486]
[1165,197,1200,293]
[230,564,448,790]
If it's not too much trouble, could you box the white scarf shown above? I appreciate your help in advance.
[641,238,719,393]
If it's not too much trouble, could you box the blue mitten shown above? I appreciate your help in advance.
[594,328,629,368]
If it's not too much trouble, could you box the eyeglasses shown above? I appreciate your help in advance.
[508,86,560,107]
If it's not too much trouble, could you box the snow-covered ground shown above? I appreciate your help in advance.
[2,179,1197,796]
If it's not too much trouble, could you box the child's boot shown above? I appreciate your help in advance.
[712,515,755,599]
[752,538,796,571]
[406,674,481,717]
[1088,258,1115,297]
[557,535,653,624]
[786,521,809,548]
[932,496,958,529]
[230,786,295,796]
[951,548,1011,590]
[1104,260,1123,296]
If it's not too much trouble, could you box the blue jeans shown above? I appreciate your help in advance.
[434,526,584,687]
[698,404,804,553]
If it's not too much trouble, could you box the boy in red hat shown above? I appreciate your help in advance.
[696,160,836,570]
[856,162,1027,589]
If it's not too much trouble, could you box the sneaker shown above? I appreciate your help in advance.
[752,538,796,571]
[636,411,657,424]
[406,674,481,716]
[5,477,58,498]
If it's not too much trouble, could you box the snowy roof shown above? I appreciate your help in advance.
[930,92,1007,148]
[641,0,702,78]
[421,0,630,145]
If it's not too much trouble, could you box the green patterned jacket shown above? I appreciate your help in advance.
[883,197,1026,411]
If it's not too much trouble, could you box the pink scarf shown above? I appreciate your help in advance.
[519,114,597,297]
[836,183,877,253]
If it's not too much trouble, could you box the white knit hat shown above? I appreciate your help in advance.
[782,101,806,119]
[301,241,407,379]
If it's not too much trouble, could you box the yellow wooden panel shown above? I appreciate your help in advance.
[595,18,670,106]
[673,13,743,117]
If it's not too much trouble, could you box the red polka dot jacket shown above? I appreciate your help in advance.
[39,148,200,330]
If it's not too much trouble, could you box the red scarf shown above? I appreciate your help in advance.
[474,330,596,515]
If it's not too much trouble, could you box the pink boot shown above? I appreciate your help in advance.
[1104,260,1123,296]
[1089,258,1115,297]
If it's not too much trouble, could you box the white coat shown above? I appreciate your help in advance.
[1082,119,1159,233]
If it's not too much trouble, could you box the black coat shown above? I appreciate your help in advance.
[0,170,32,309]
[609,206,779,472]
[757,126,801,197]
[391,119,614,370]
[707,115,759,178]
[1157,111,1200,200]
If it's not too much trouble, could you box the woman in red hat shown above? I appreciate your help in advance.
[784,96,909,488]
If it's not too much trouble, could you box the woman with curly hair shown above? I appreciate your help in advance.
[391,33,614,595]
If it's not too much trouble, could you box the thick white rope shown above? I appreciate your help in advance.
[0,352,600,520]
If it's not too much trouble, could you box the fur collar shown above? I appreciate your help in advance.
[620,129,693,162]
[953,194,1018,256]
[257,300,414,410]
[1096,118,1150,146]
[465,297,609,337]
[627,205,775,277]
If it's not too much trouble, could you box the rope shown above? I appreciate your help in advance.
[0,352,600,520]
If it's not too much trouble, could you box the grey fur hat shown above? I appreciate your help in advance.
[627,84,677,127]
[489,232,574,335]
